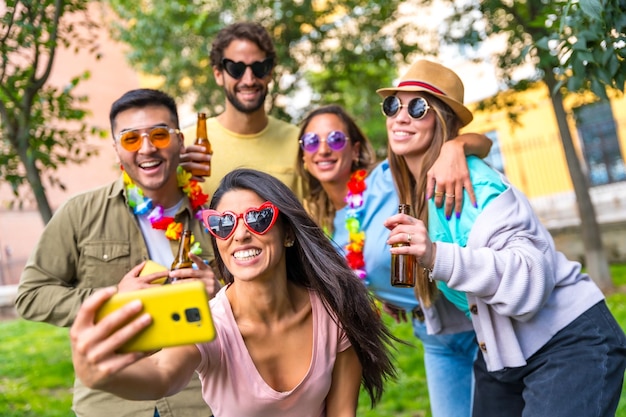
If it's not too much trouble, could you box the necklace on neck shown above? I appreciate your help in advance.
[123,166,208,255]
[343,169,367,281]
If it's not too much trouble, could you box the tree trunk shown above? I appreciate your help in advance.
[18,147,53,225]
[542,69,614,292]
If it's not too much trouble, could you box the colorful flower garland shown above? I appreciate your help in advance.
[344,169,367,281]
[123,166,208,255]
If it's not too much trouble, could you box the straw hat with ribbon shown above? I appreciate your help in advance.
[376,59,473,127]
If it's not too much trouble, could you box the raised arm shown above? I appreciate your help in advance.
[70,287,201,399]
[426,133,492,218]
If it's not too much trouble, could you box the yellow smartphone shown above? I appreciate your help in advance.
[95,281,216,352]
[139,260,169,285]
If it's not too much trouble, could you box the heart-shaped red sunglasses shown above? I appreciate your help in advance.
[201,202,279,240]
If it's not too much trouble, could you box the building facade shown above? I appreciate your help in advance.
[467,84,626,263]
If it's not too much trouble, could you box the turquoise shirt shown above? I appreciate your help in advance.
[428,156,508,316]
[332,157,507,316]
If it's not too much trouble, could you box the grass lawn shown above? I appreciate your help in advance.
[0,320,73,416]
[2,265,625,416]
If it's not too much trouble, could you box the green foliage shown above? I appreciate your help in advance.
[437,0,625,109]
[107,0,433,152]
[0,320,73,417]
[0,0,105,221]
[357,318,431,416]
[550,0,626,98]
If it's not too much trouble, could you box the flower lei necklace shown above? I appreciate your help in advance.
[343,169,367,282]
[123,166,208,255]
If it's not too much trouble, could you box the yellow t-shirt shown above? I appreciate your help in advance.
[183,116,302,200]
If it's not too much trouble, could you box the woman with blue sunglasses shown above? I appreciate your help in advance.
[296,104,492,417]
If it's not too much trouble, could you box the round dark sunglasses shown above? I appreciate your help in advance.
[201,202,279,240]
[299,130,349,153]
[381,96,431,120]
[221,58,274,80]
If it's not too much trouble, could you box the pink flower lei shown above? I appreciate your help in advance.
[343,169,367,282]
[123,166,208,255]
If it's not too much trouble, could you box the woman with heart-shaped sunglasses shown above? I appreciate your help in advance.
[69,168,397,417]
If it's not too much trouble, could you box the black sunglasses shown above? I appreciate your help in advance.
[221,58,274,80]
[381,96,431,120]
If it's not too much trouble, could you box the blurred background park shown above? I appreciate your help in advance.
[1,0,625,415]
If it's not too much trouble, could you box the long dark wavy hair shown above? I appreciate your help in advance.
[387,93,463,307]
[296,105,377,234]
[209,168,397,406]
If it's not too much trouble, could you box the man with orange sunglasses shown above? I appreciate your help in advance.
[16,88,220,417]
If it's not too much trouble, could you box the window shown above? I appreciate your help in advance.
[483,130,505,174]
[574,101,626,186]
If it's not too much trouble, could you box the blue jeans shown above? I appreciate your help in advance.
[472,301,626,417]
[413,318,477,417]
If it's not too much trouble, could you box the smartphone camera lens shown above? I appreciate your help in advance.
[185,307,202,323]
[172,312,181,321]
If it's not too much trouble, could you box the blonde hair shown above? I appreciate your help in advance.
[387,94,463,307]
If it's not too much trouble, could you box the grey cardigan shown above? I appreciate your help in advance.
[432,176,604,372]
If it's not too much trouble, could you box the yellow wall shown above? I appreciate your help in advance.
[466,85,626,198]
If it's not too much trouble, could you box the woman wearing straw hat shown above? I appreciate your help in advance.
[380,59,626,416]
[295,103,491,417]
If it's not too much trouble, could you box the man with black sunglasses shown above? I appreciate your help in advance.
[16,88,220,417]
[181,22,302,199]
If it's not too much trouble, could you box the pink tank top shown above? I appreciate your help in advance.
[195,287,351,417]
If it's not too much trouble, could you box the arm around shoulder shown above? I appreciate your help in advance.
[454,132,492,158]
[427,133,491,215]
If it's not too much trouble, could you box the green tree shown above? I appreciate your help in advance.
[0,0,103,224]
[107,0,430,151]
[434,0,626,292]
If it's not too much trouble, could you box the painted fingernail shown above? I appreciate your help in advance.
[474,201,478,208]
[456,211,461,219]
[446,214,451,221]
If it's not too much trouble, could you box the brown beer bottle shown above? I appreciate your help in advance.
[190,112,212,177]
[165,230,193,284]
[390,204,417,287]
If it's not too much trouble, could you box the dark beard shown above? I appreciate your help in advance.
[224,86,267,114]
